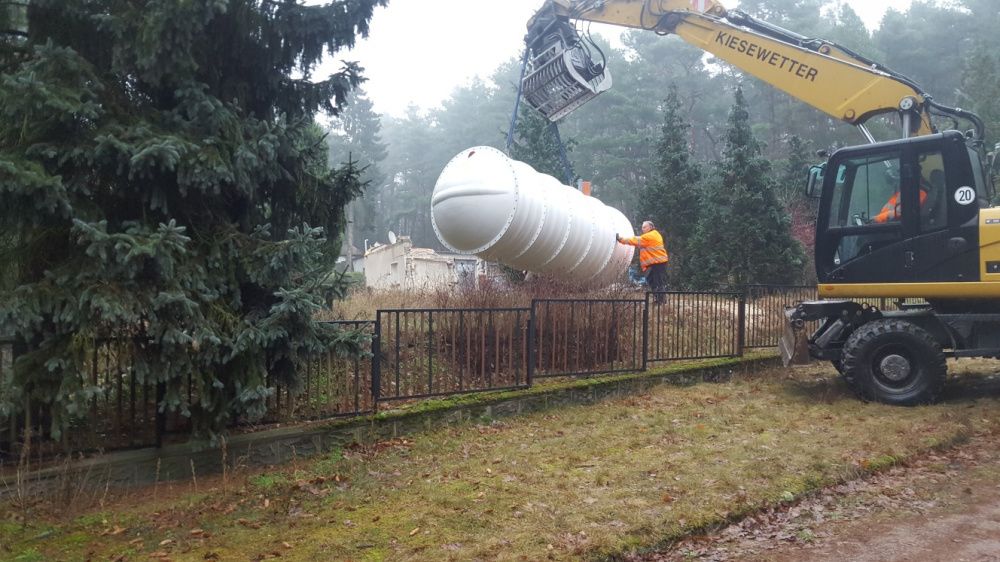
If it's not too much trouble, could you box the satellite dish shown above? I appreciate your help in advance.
[387,230,397,244]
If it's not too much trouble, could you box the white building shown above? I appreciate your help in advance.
[363,236,482,290]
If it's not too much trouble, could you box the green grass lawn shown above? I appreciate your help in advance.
[4,359,1000,561]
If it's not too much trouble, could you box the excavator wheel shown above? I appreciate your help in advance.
[841,319,946,406]
[831,359,855,386]
[832,359,862,395]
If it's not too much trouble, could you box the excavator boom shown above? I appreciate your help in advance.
[521,0,983,140]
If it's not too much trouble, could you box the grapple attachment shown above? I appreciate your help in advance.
[523,43,612,122]
[522,13,611,122]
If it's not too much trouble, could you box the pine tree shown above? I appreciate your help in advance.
[0,0,385,442]
[645,86,702,288]
[380,107,446,248]
[327,89,389,247]
[510,103,575,183]
[779,135,818,282]
[960,45,1000,152]
[687,87,805,288]
[774,135,813,207]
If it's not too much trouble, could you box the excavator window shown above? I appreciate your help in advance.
[829,153,902,228]
[825,152,903,267]
[917,152,947,232]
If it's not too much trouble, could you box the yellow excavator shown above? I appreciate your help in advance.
[523,0,998,405]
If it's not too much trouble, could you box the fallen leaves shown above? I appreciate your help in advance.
[21,363,1000,562]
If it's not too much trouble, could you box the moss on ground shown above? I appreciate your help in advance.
[5,358,1000,561]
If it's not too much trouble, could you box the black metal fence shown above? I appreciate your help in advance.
[646,291,742,362]
[262,320,376,423]
[531,299,645,378]
[373,308,531,402]
[1,321,377,460]
[744,285,817,348]
[0,336,167,459]
[2,285,821,459]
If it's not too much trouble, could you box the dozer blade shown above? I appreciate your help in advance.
[522,44,612,122]
[778,306,811,367]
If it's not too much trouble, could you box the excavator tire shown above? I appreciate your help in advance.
[831,359,855,387]
[841,319,946,406]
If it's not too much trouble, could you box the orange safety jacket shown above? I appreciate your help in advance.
[620,229,669,271]
[873,189,927,223]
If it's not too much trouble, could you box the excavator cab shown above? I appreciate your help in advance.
[813,131,987,288]
[522,9,611,122]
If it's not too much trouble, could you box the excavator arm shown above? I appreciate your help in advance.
[524,0,982,142]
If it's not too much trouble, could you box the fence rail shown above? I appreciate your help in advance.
[531,299,645,378]
[646,291,742,362]
[261,320,376,423]
[744,285,817,349]
[374,308,531,403]
[2,285,823,460]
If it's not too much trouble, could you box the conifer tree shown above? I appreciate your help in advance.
[960,46,1000,152]
[645,86,702,287]
[328,90,389,247]
[510,103,575,183]
[0,0,385,441]
[774,135,813,207]
[687,87,805,288]
[779,135,818,281]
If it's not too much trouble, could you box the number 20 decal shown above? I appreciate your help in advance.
[955,186,975,205]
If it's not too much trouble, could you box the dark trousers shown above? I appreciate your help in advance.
[646,262,668,303]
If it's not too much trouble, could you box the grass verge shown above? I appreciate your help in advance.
[4,359,1000,561]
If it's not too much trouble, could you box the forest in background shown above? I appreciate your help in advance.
[327,0,1000,287]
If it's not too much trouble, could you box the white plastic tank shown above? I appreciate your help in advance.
[431,146,635,284]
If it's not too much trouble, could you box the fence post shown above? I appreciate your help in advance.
[737,289,747,357]
[527,300,536,388]
[427,310,434,395]
[641,292,650,371]
[371,312,382,413]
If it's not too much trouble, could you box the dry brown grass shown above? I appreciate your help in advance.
[319,279,647,320]
[7,359,1000,561]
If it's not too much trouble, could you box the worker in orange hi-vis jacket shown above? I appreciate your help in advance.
[873,188,928,223]
[617,220,669,302]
